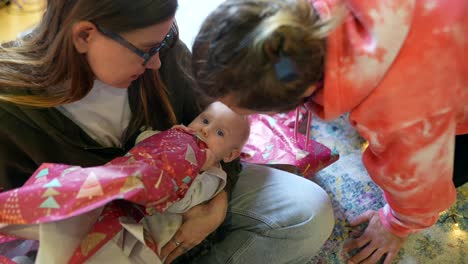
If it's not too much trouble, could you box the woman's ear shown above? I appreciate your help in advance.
[72,21,97,54]
[223,148,241,163]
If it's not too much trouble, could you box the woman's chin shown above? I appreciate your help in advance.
[96,78,131,89]
[113,80,132,89]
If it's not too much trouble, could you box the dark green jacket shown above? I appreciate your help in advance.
[0,42,241,194]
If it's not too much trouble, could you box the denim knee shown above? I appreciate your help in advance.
[229,165,335,261]
[259,177,335,256]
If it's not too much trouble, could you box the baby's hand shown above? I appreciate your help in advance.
[172,124,195,134]
[201,148,217,171]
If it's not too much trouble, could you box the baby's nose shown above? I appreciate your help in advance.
[201,127,209,136]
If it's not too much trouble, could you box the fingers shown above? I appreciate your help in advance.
[344,213,405,264]
[347,242,376,264]
[349,210,375,226]
[360,248,387,264]
[164,240,197,264]
[164,243,189,264]
[383,251,396,264]
[160,237,180,260]
[161,233,199,264]
[344,234,371,253]
[346,246,398,264]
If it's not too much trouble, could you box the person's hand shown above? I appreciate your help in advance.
[160,190,228,263]
[343,210,407,264]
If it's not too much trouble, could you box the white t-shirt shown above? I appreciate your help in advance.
[57,80,131,147]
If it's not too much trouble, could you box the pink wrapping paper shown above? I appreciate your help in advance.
[0,256,16,264]
[0,129,207,262]
[69,200,153,262]
[241,111,338,178]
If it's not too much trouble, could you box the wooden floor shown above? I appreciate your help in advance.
[0,0,45,42]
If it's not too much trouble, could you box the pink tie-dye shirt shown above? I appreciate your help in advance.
[308,0,467,237]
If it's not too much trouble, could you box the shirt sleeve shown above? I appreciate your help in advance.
[353,110,458,237]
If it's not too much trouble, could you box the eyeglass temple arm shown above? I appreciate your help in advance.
[96,26,148,59]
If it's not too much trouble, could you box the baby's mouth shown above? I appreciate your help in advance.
[194,133,206,143]
[193,133,208,149]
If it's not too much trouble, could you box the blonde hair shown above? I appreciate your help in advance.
[0,0,179,127]
[193,0,344,112]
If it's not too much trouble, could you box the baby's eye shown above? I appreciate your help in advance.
[202,118,209,124]
[217,130,224,137]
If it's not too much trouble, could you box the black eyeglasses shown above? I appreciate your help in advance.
[95,24,175,66]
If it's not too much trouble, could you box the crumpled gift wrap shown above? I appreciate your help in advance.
[0,129,207,263]
[241,111,339,178]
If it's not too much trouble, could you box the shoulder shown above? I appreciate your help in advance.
[0,101,60,131]
[0,101,29,126]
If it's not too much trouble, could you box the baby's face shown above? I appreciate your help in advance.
[189,102,248,163]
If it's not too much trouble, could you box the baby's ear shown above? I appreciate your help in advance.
[223,148,241,163]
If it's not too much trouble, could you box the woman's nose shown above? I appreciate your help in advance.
[145,53,162,70]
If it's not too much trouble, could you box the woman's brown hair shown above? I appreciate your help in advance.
[193,0,341,112]
[0,0,180,128]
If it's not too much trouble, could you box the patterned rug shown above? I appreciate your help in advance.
[307,114,467,264]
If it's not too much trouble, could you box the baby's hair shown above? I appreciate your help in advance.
[193,0,343,112]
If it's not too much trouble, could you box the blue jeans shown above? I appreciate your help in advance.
[194,164,334,264]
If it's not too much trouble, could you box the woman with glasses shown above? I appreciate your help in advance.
[192,0,467,263]
[0,0,334,263]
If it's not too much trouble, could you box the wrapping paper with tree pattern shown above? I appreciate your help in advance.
[0,129,207,262]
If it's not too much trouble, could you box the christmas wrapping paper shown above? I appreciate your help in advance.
[0,129,207,262]
[241,110,339,178]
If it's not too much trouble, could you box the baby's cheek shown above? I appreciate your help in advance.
[205,140,217,155]
[218,139,231,156]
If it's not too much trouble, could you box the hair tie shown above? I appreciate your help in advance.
[274,53,299,83]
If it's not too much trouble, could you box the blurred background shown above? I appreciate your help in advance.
[0,0,222,50]
[0,0,45,42]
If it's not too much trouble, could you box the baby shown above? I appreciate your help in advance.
[0,102,250,264]
[139,101,250,169]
